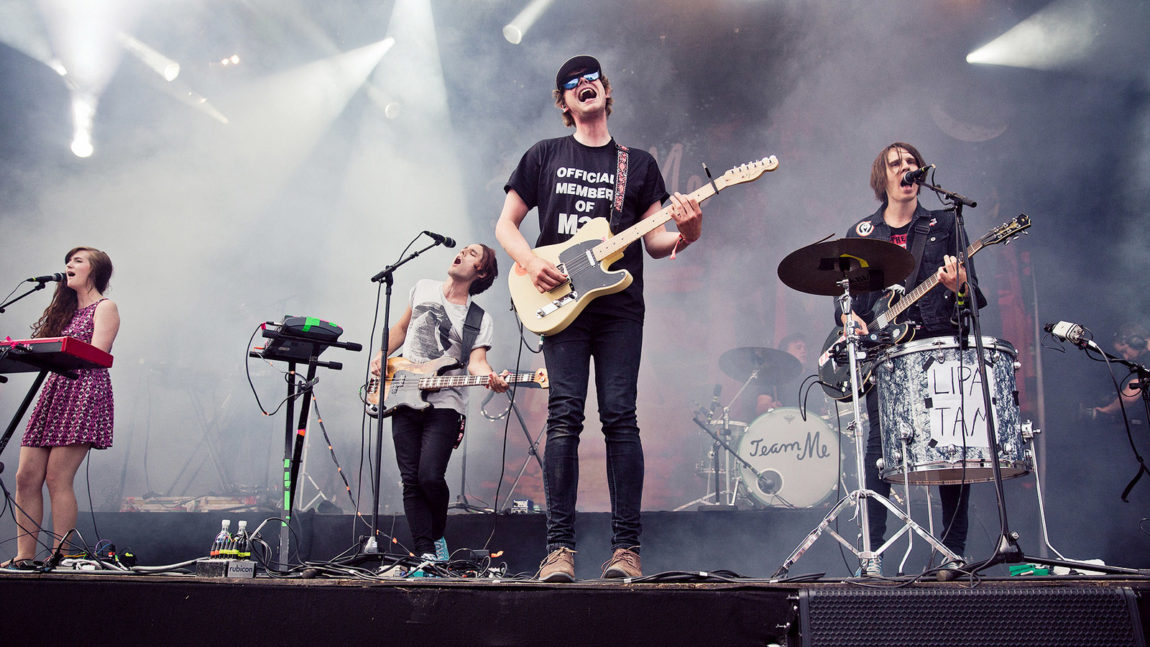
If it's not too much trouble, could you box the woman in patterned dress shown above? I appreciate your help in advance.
[7,246,119,567]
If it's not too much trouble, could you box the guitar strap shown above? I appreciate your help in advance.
[460,301,484,370]
[611,143,630,233]
[454,301,485,449]
[904,218,932,289]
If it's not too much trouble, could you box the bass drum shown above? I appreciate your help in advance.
[876,336,1030,485]
[736,408,839,508]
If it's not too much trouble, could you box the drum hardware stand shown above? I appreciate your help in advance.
[773,276,961,578]
[676,375,759,510]
[678,405,778,510]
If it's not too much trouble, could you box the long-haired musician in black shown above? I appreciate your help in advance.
[8,246,119,569]
[835,143,987,576]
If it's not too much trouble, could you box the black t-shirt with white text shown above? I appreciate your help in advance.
[505,135,669,321]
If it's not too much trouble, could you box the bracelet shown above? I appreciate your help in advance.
[671,233,686,259]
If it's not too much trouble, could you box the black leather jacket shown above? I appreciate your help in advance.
[832,203,987,336]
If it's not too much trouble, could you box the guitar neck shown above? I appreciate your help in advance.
[873,238,985,329]
[590,182,719,262]
[418,371,536,390]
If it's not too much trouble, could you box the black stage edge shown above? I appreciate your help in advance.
[1,573,1148,646]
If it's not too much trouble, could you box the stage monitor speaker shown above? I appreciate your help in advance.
[799,585,1145,647]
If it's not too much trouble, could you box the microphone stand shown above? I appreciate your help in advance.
[360,240,442,558]
[925,180,1143,577]
[0,280,53,314]
[1081,341,1150,501]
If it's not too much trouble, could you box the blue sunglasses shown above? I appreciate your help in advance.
[561,70,600,91]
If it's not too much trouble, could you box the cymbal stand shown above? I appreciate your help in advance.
[773,277,959,578]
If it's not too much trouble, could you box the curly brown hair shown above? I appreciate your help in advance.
[869,142,926,203]
[552,74,613,128]
[32,246,113,338]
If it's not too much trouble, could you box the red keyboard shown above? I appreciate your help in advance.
[0,336,114,375]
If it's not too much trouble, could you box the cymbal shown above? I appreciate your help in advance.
[777,238,914,296]
[719,347,801,383]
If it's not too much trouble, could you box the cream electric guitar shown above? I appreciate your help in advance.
[508,156,780,335]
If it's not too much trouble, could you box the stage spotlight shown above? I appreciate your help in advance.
[502,25,523,45]
[119,33,180,81]
[365,84,402,119]
[69,92,96,158]
[966,0,1098,70]
[502,0,554,45]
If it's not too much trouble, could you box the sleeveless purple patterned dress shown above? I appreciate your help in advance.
[22,299,114,449]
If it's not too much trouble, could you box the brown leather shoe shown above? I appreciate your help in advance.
[538,547,576,582]
[602,547,642,579]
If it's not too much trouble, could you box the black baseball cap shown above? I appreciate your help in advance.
[556,55,601,90]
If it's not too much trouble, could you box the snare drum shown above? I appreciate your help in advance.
[875,336,1030,485]
[736,407,839,507]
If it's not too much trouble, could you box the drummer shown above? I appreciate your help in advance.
[835,142,987,575]
[753,333,809,416]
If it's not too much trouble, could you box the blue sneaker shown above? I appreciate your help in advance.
[410,553,439,578]
[854,554,883,577]
[434,537,450,562]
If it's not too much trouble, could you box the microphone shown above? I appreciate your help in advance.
[1045,321,1092,347]
[709,384,722,416]
[26,273,65,283]
[423,231,457,248]
[900,164,935,187]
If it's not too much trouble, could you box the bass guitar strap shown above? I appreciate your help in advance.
[454,301,485,448]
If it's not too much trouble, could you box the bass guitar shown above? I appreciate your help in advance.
[365,356,549,417]
[816,213,1031,401]
[508,156,779,335]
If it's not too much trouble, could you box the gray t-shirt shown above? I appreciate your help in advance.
[397,279,494,413]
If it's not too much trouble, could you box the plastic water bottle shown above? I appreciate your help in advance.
[233,520,250,560]
[209,519,232,558]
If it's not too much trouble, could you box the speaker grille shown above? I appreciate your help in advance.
[800,585,1144,647]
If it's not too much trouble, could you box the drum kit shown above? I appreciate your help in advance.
[686,236,1039,576]
[683,346,843,511]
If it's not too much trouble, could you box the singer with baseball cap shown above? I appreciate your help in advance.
[495,54,703,582]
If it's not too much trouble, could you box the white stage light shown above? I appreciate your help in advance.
[503,0,554,45]
[119,33,181,81]
[69,92,96,158]
[967,0,1098,70]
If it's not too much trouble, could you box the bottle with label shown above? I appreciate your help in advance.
[233,520,250,560]
[209,519,232,558]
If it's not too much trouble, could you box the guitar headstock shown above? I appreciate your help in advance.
[717,156,780,189]
[533,368,550,389]
[980,213,1032,247]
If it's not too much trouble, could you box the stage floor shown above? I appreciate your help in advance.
[1,568,1148,646]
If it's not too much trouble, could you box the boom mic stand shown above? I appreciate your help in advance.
[924,180,1142,576]
[0,280,56,392]
[360,238,446,558]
